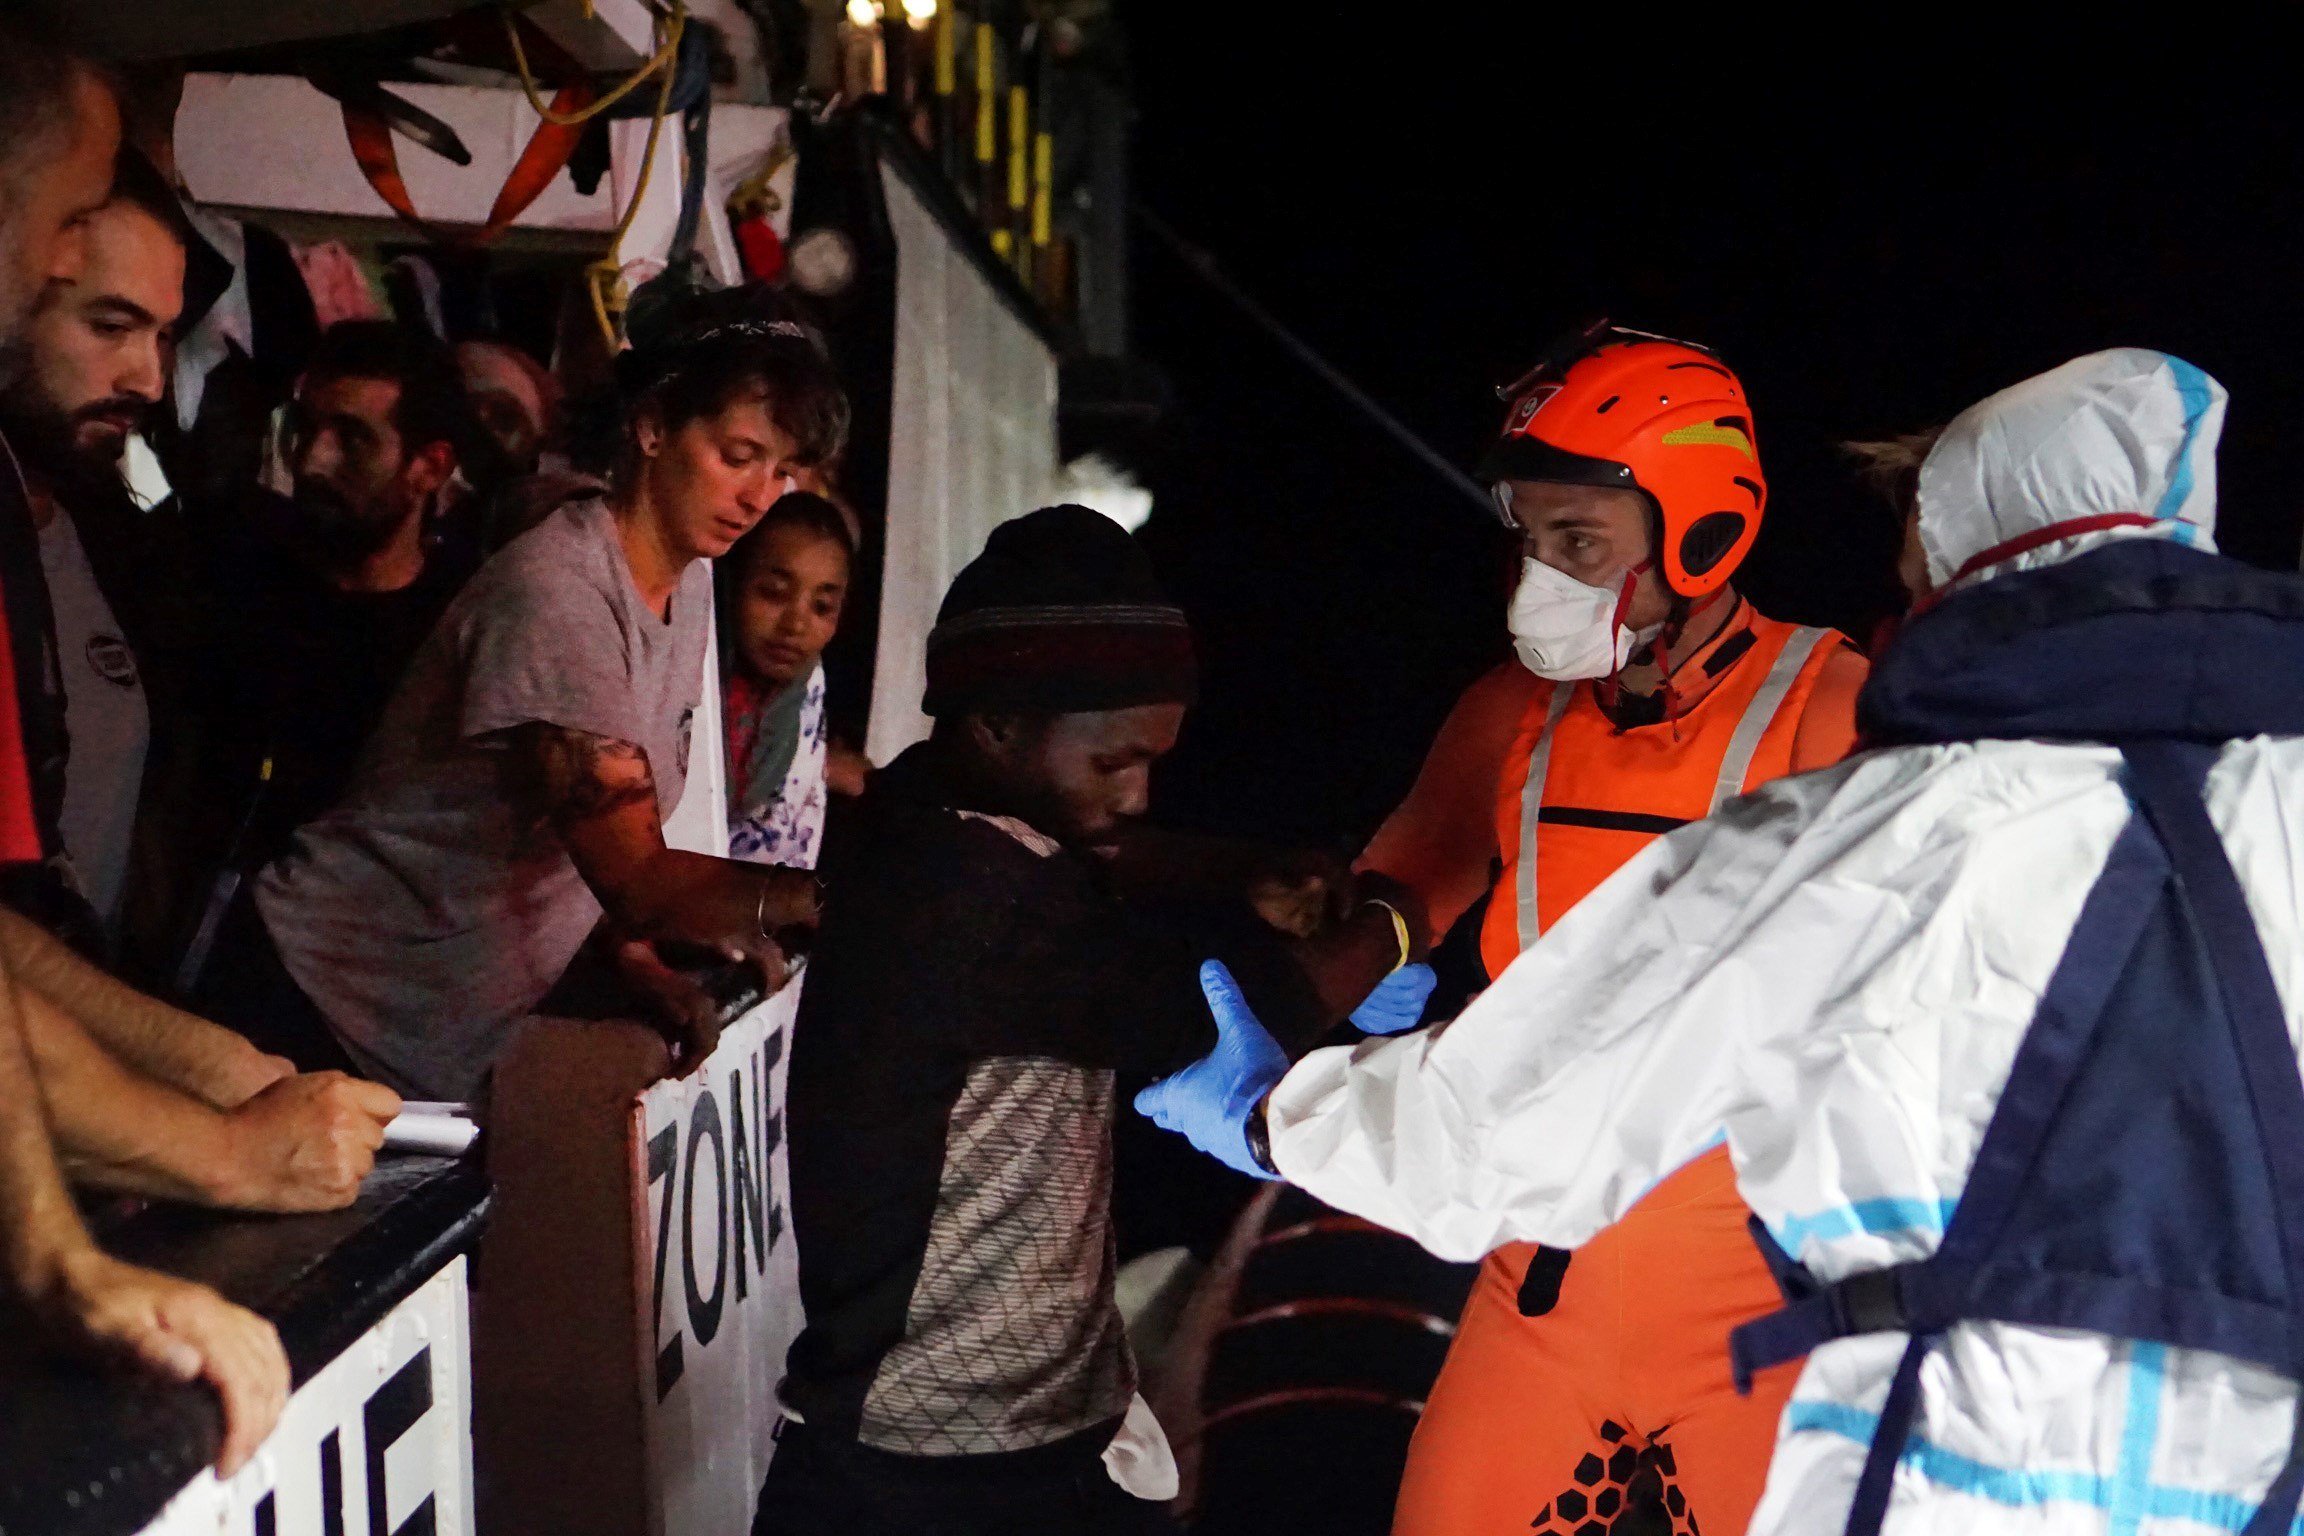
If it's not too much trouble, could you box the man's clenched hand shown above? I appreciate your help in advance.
[219,1072,399,1212]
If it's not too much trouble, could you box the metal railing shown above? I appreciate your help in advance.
[834,1,1125,346]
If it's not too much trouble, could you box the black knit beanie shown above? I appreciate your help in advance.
[923,505,1197,717]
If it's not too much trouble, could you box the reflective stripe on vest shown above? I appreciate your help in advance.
[1710,626,1830,812]
[1512,626,1831,949]
[1512,683,1577,952]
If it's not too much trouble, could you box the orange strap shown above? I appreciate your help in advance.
[343,77,597,247]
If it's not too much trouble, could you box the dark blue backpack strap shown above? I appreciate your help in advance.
[1929,814,2172,1268]
[2246,1444,2304,1536]
[1731,815,2171,1396]
[1732,1216,1821,1390]
[1843,1333,1934,1536]
[1733,1268,1911,1394]
[2123,740,2304,1536]
[2121,741,2304,1285]
[1748,1213,1817,1299]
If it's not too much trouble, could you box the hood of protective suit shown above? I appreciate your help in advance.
[1914,348,2225,592]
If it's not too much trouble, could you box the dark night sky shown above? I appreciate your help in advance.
[1112,19,2304,852]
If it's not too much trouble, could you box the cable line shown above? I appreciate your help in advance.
[1134,204,1495,518]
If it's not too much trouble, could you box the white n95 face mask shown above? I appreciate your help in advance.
[1508,557,1652,680]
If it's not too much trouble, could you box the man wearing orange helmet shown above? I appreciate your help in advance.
[1346,325,1870,1535]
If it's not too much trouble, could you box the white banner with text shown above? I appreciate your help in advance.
[635,987,803,1536]
[139,1256,474,1536]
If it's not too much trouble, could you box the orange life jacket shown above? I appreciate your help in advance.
[1480,615,1842,979]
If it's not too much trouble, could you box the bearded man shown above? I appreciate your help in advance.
[197,320,478,872]
[154,319,480,1024]
[0,150,191,936]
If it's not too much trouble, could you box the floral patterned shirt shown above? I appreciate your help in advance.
[729,663,829,871]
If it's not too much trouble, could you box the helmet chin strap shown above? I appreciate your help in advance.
[1604,501,1676,716]
[1597,557,1658,716]
[1608,578,1734,732]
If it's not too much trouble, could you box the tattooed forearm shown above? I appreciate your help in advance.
[509,724,816,971]
[528,725,658,823]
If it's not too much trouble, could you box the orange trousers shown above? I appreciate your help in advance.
[1392,1146,1801,1536]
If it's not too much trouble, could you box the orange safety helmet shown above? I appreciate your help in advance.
[1479,323,1766,599]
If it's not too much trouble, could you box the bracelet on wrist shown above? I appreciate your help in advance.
[1359,898,1412,972]
[1245,1096,1277,1175]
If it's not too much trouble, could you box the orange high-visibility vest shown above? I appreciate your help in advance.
[1480,616,1840,978]
[1385,612,1859,1536]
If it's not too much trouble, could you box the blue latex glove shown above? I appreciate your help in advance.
[1350,962,1436,1035]
[1133,960,1288,1179]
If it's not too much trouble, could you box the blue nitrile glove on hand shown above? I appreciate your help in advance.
[1350,962,1436,1035]
[1133,960,1288,1180]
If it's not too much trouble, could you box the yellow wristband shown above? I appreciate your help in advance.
[1363,899,1412,973]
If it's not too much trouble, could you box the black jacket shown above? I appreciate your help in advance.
[781,744,1325,1462]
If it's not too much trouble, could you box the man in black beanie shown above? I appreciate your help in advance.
[759,507,1389,1534]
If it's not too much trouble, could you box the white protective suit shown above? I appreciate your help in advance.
[1266,350,2302,1533]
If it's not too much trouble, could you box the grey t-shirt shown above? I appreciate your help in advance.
[39,509,150,926]
[255,496,711,1098]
